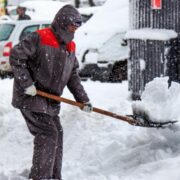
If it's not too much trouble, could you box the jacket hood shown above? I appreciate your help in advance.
[51,5,82,44]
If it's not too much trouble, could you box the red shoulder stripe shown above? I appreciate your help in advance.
[66,41,76,53]
[36,28,59,48]
[37,28,76,52]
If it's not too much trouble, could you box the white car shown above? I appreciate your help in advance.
[0,20,51,77]
[0,15,13,21]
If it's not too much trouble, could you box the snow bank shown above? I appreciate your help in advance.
[132,77,180,122]
[125,29,178,41]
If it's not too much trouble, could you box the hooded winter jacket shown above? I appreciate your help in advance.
[10,5,89,115]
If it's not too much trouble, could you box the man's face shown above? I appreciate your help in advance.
[17,8,25,15]
[67,25,79,33]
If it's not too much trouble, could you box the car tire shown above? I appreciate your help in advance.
[109,60,127,82]
[0,70,14,79]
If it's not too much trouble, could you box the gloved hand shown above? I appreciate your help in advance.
[82,102,93,113]
[24,84,37,96]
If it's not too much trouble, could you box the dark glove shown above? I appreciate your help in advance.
[82,102,93,113]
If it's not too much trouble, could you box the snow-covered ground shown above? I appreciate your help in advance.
[1,78,180,180]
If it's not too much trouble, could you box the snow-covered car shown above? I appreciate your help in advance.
[75,0,129,82]
[0,20,51,77]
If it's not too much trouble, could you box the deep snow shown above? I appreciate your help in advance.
[0,78,180,180]
[132,77,180,123]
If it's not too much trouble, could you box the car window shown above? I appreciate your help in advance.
[81,14,93,23]
[9,9,18,16]
[0,24,15,41]
[41,24,51,29]
[19,25,39,41]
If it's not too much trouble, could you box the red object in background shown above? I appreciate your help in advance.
[151,0,162,9]
[3,42,12,57]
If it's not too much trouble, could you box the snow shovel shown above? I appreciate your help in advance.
[36,90,177,128]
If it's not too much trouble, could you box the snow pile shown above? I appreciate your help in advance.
[132,77,180,122]
[125,28,178,41]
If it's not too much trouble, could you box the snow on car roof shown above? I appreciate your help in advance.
[78,6,101,16]
[125,28,178,41]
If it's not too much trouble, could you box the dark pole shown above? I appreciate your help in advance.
[75,0,80,8]
[4,0,8,15]
[4,0,8,7]
[88,0,96,6]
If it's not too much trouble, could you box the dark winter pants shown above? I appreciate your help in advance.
[21,109,63,180]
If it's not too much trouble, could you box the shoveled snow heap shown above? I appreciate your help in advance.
[125,28,178,41]
[132,77,180,123]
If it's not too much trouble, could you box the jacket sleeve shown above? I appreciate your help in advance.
[67,57,90,103]
[10,32,40,89]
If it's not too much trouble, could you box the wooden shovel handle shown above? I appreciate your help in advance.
[37,90,137,125]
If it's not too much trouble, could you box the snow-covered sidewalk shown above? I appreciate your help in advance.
[0,78,180,180]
